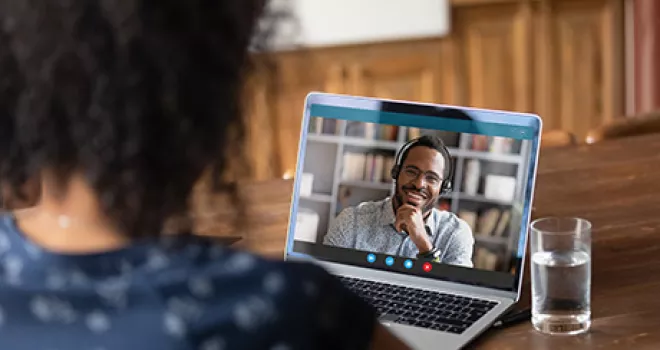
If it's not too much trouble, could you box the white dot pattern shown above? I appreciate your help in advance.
[86,311,111,333]
[0,304,5,327]
[164,311,187,338]
[0,214,377,349]
[188,277,214,298]
[263,272,284,294]
[233,295,276,332]
[0,233,11,254]
[199,336,226,350]
[146,248,169,270]
[30,296,77,324]
[24,242,42,260]
[4,254,24,286]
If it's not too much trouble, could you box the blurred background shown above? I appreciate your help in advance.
[3,0,660,261]
[242,0,658,182]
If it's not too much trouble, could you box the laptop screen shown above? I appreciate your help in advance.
[287,93,541,293]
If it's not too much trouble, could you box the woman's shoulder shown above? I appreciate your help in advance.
[149,238,380,347]
[150,235,335,304]
[167,241,377,348]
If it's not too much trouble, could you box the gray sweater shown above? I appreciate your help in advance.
[323,197,475,267]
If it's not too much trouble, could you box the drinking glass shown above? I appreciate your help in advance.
[530,217,592,335]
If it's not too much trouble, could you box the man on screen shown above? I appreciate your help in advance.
[323,135,475,267]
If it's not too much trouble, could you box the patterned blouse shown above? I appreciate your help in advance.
[0,215,377,350]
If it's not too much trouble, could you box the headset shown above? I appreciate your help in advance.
[390,136,453,196]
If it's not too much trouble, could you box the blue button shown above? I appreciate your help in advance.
[367,254,376,263]
[385,256,395,266]
[404,259,413,269]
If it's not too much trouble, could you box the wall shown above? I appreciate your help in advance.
[240,0,625,181]
[270,0,450,48]
[632,0,660,114]
[197,0,627,258]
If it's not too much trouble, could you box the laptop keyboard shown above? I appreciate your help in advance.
[338,276,498,334]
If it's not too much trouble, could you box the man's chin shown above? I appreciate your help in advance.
[403,199,427,211]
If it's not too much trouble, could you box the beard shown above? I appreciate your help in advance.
[394,183,439,215]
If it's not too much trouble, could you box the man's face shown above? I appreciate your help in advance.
[394,146,445,215]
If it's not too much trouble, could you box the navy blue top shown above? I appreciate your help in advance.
[0,215,377,349]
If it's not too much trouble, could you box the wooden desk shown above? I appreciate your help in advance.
[191,178,294,258]
[218,133,660,349]
[473,133,660,349]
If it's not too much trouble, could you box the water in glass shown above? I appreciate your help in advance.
[532,249,591,335]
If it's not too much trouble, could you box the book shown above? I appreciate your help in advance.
[341,151,395,184]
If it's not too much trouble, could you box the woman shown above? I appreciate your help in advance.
[0,1,409,349]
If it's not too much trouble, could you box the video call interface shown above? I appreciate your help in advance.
[291,102,536,289]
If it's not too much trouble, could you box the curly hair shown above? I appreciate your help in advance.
[0,0,288,237]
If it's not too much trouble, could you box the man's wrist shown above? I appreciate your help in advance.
[417,246,441,260]
[416,240,434,254]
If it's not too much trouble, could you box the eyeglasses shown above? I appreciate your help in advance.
[401,167,442,187]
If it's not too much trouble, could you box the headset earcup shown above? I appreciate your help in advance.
[441,180,452,195]
[390,165,399,181]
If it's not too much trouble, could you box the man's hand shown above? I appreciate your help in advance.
[394,204,433,253]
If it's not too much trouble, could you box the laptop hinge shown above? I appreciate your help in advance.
[290,257,518,302]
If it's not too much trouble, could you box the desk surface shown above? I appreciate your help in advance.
[228,133,660,349]
[473,133,660,349]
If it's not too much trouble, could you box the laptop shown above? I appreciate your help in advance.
[284,92,542,349]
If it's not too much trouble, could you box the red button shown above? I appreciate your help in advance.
[422,262,433,272]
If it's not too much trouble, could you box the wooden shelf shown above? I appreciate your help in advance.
[459,150,523,164]
[475,235,508,245]
[342,137,400,150]
[458,193,513,206]
[339,180,393,191]
[307,133,342,144]
[300,193,333,203]
[308,132,522,164]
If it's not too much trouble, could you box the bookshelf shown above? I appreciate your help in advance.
[299,117,531,272]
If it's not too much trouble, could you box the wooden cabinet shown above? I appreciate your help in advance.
[450,0,623,131]
[452,1,534,112]
[241,0,624,181]
[344,47,442,103]
[532,0,624,134]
